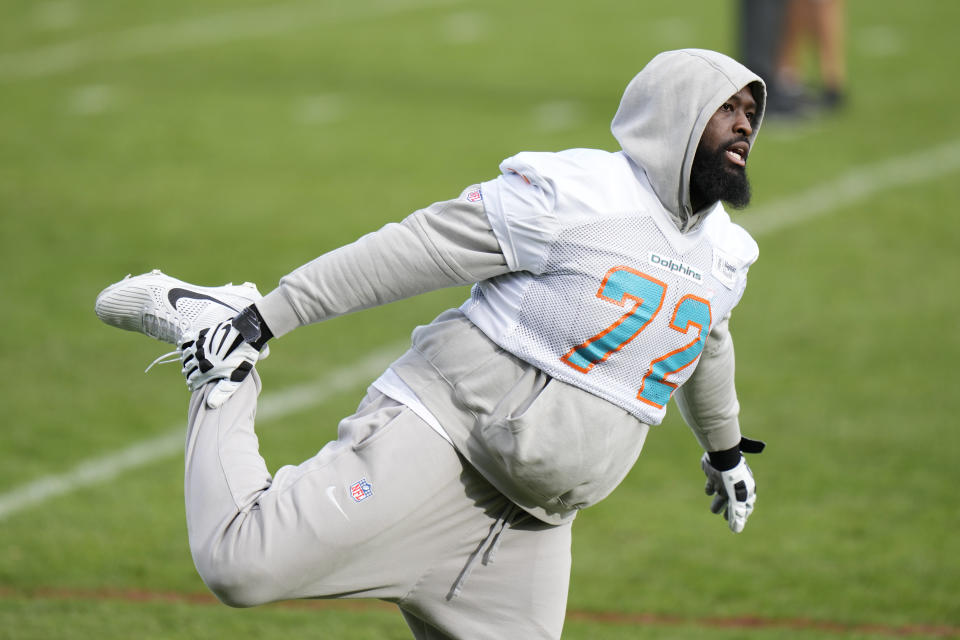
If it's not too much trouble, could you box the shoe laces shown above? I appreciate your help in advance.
[144,349,181,373]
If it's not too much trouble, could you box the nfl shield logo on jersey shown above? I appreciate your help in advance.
[350,478,373,502]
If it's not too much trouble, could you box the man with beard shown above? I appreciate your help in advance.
[690,86,756,211]
[96,49,768,639]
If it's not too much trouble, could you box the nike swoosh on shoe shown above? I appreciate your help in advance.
[167,288,240,312]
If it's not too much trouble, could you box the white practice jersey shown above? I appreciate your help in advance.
[462,148,758,426]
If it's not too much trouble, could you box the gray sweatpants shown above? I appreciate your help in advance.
[184,370,572,639]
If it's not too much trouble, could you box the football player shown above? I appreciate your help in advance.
[97,49,767,639]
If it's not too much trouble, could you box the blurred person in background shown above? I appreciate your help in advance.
[777,0,847,111]
[739,0,846,117]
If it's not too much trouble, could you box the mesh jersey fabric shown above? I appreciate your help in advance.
[462,148,757,427]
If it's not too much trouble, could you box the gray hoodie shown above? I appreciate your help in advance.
[612,48,766,232]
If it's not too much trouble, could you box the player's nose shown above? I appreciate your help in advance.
[734,109,752,137]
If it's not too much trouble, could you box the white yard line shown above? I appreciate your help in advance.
[737,138,960,235]
[0,0,463,81]
[2,138,958,521]
[0,343,403,520]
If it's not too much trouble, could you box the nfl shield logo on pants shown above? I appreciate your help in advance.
[350,478,373,502]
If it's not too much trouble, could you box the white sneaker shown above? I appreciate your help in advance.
[95,269,263,344]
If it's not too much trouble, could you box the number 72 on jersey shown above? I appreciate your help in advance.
[560,265,712,409]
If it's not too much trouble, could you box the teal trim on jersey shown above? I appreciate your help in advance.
[637,295,711,408]
[562,267,666,372]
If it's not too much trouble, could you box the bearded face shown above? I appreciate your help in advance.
[689,136,752,210]
[688,86,758,211]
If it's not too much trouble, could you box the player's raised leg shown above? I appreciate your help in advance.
[96,270,573,638]
[182,377,469,606]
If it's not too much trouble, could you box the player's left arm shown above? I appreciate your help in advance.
[674,315,764,533]
[674,314,741,451]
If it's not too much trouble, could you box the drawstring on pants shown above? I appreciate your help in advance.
[447,502,518,600]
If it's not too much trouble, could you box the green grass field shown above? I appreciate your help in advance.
[2,0,959,637]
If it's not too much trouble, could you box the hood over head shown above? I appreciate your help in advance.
[611,49,766,232]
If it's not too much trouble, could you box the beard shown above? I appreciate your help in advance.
[689,139,752,210]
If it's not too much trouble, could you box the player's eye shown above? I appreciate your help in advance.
[720,103,733,112]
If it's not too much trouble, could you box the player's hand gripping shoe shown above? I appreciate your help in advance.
[180,321,260,409]
[95,270,269,408]
[95,269,263,345]
[701,437,765,533]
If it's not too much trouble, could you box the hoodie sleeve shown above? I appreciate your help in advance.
[254,186,510,337]
[673,314,742,452]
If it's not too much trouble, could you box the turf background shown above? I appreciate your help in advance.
[1,1,958,637]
